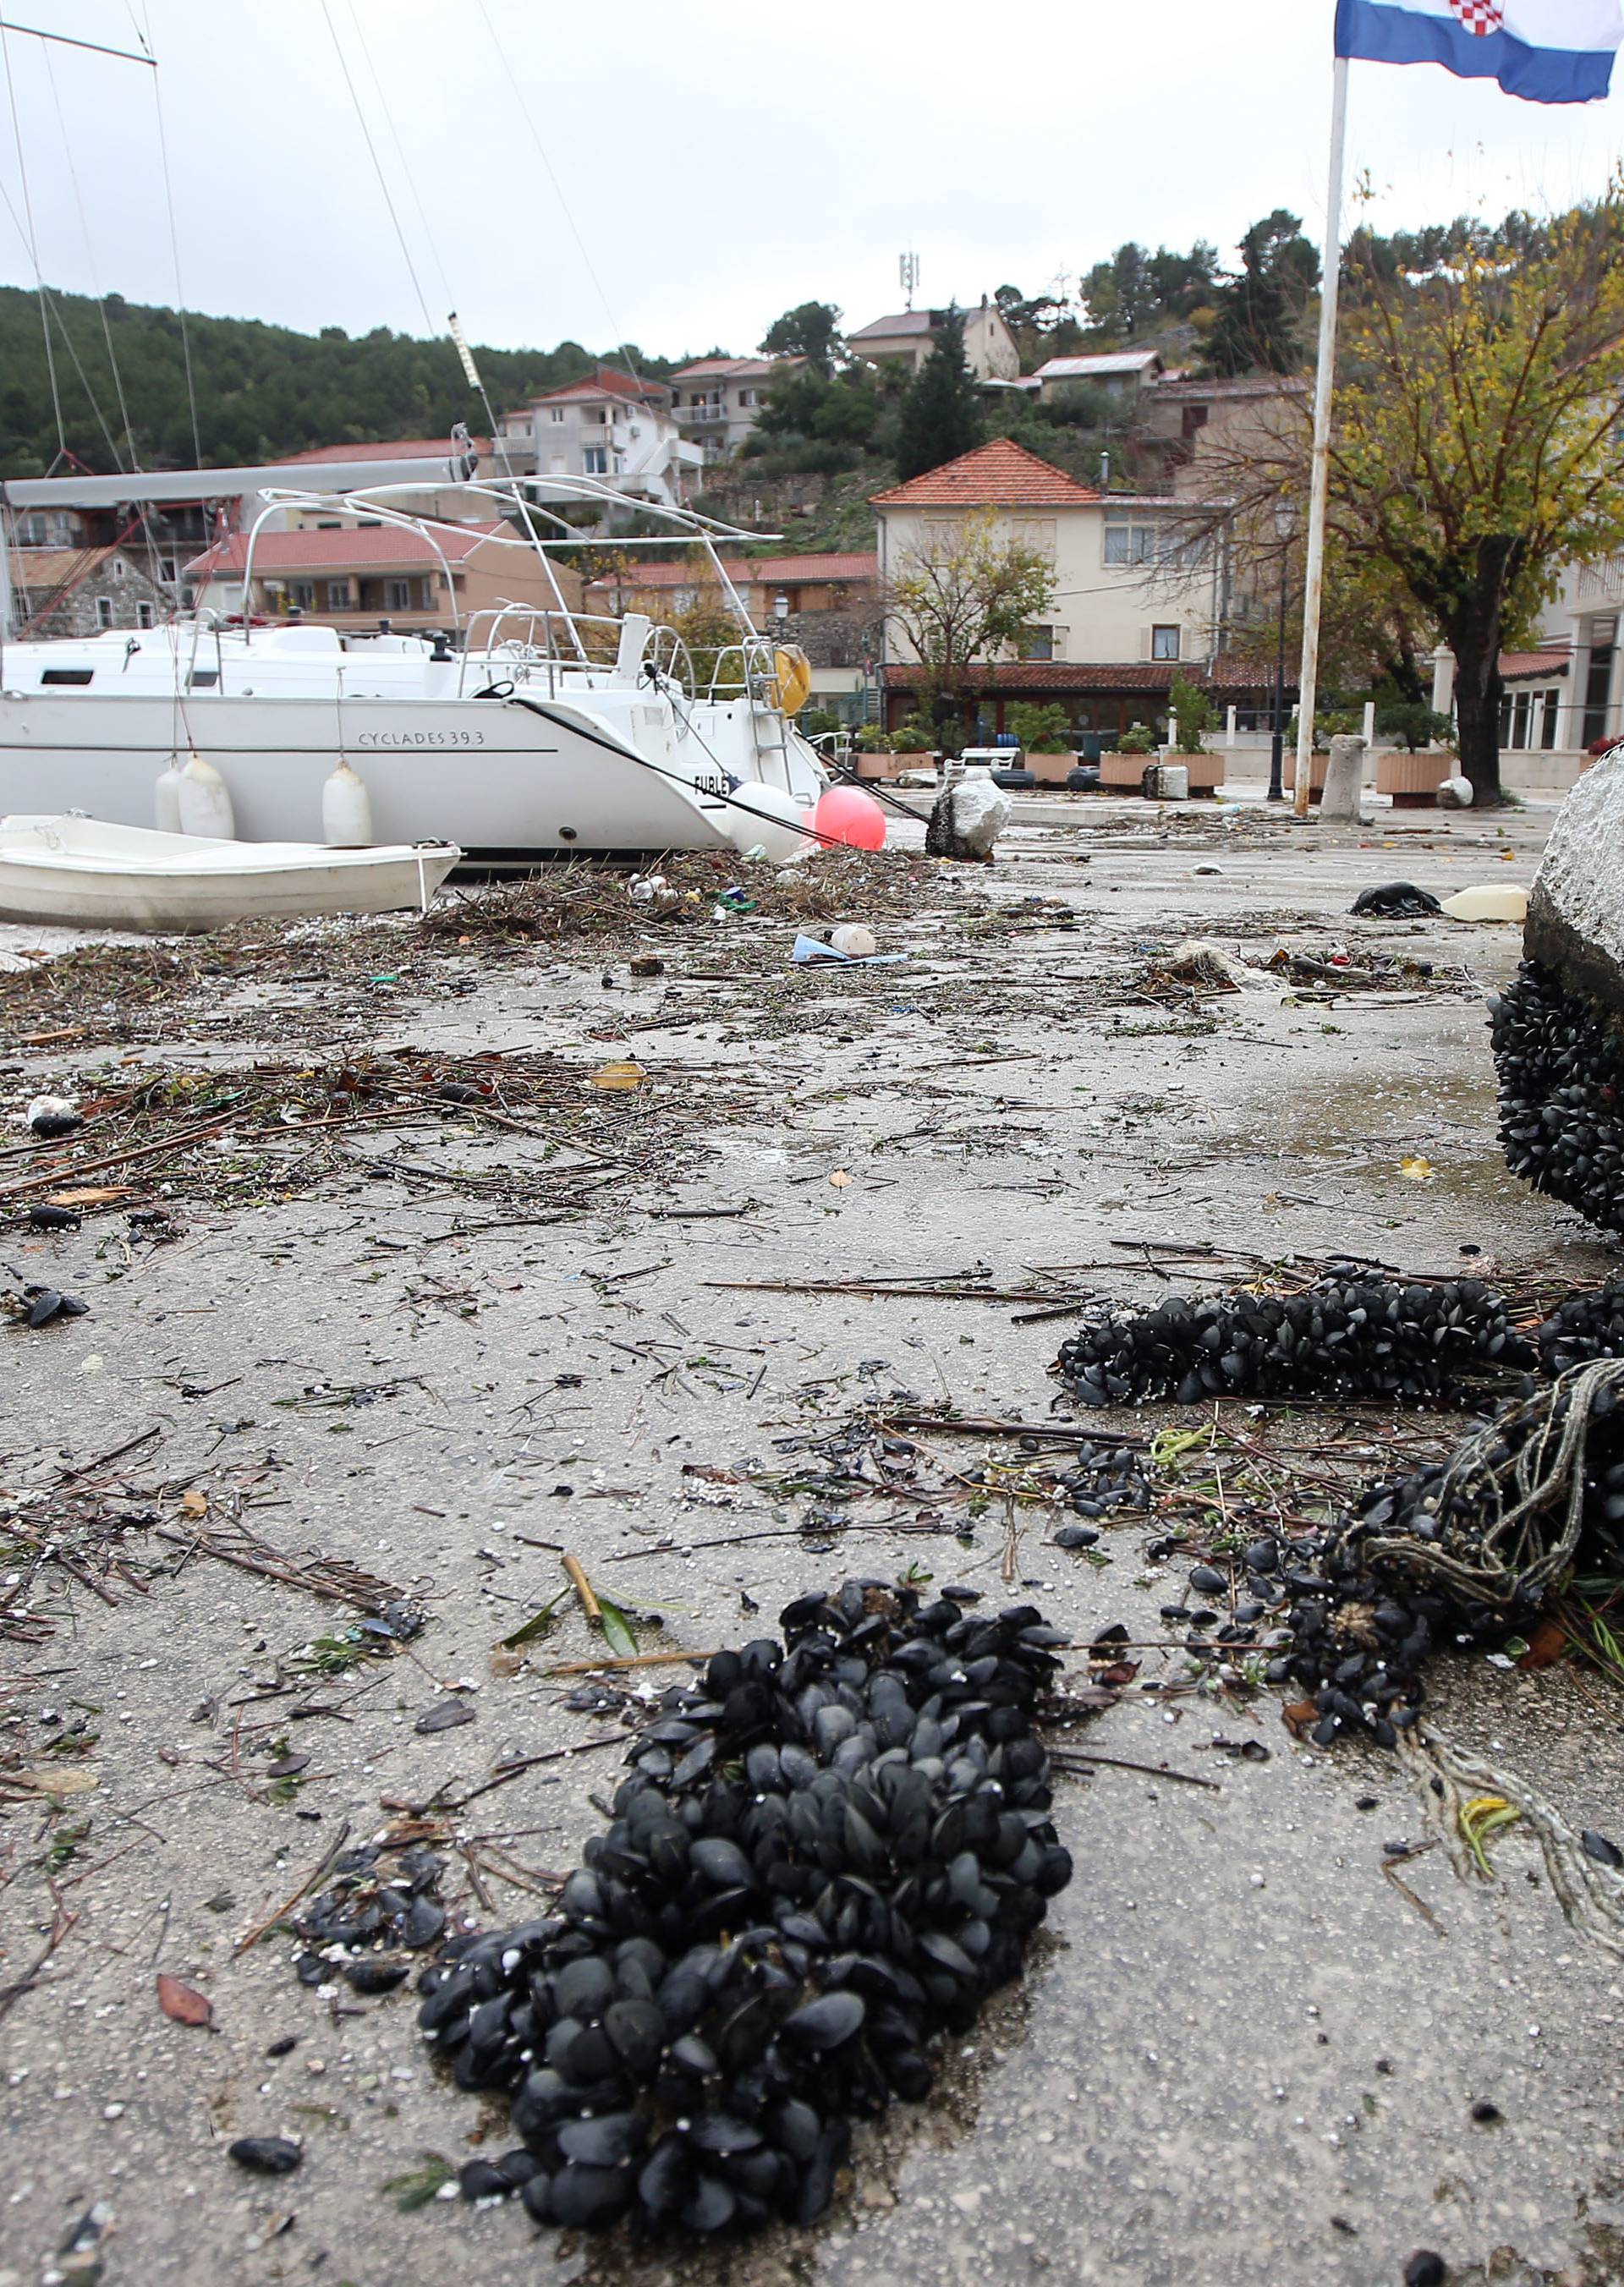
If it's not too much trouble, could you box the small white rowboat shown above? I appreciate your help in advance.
[0,814,461,932]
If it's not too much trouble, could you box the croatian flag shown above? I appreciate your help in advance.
[1335,0,1623,101]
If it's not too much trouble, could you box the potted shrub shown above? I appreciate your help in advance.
[1165,672,1224,797]
[1007,701,1076,787]
[855,721,907,781]
[1101,719,1156,792]
[1374,702,1455,805]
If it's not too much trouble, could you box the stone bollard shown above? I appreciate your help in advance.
[1320,732,1367,822]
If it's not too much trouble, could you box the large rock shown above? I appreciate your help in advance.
[1490,751,1624,1231]
[1525,749,1624,1012]
[925,777,1012,862]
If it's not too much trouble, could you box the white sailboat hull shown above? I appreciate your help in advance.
[0,689,749,857]
[0,814,461,931]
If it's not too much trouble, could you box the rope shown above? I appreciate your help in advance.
[1401,1729,1624,1959]
[1355,1358,1624,1607]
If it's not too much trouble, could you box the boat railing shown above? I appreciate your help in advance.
[703,636,782,705]
[458,606,699,704]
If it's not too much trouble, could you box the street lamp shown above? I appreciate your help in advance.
[1267,500,1296,804]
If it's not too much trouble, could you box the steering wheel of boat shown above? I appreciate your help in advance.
[638,625,695,699]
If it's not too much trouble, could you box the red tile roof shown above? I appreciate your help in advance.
[1499,648,1569,681]
[870,440,1103,509]
[884,659,1268,693]
[529,365,662,406]
[184,522,514,577]
[588,551,876,590]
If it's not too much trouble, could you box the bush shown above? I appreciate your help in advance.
[855,724,892,752]
[1117,721,1156,755]
[892,716,938,751]
[1166,672,1214,754]
[798,707,843,738]
[1007,700,1073,754]
[1375,701,1452,752]
[1287,708,1360,749]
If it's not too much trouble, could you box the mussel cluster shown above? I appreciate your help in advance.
[293,1841,447,1994]
[1537,1280,1624,1378]
[1049,1441,1151,1549]
[1491,959,1624,1233]
[1269,1370,1624,1746]
[1054,1269,1533,1410]
[415,1581,1073,2235]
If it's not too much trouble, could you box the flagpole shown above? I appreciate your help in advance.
[1294,49,1350,818]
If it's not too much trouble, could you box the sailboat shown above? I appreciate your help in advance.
[0,459,829,862]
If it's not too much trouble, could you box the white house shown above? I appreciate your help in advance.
[667,356,799,458]
[848,299,1019,381]
[1029,349,1166,402]
[497,366,701,509]
[870,439,1240,745]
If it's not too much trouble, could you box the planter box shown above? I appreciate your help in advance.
[1375,748,1449,808]
[1100,748,1224,795]
[1028,750,1079,787]
[1100,749,1155,790]
[1281,749,1330,803]
[854,751,931,781]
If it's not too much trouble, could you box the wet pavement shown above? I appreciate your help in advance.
[3,796,1621,2287]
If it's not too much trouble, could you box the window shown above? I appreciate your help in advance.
[137,601,155,628]
[41,666,94,685]
[1018,627,1054,661]
[1105,513,1191,567]
[385,579,413,612]
[583,447,608,474]
[1583,620,1616,746]
[550,407,566,423]
[738,388,758,408]
[1541,689,1560,749]
[1009,518,1057,560]
[95,596,113,628]
[1151,625,1181,661]
[288,580,315,610]
[187,669,219,689]
[326,581,351,611]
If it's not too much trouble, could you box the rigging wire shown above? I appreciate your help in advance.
[472,0,647,389]
[0,17,66,463]
[338,0,518,479]
[41,39,138,470]
[0,177,129,467]
[135,6,203,469]
[317,0,438,340]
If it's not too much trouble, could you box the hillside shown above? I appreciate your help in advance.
[0,284,672,479]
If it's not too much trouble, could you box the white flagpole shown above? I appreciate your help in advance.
[1294,50,1351,818]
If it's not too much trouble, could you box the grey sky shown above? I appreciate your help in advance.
[0,0,1618,364]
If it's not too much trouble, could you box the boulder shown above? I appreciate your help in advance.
[1525,749,1624,1013]
[925,778,1012,862]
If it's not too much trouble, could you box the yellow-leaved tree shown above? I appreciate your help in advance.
[882,507,1056,739]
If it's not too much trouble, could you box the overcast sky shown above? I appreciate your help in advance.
[0,0,1619,363]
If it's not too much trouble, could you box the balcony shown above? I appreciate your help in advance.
[674,402,729,426]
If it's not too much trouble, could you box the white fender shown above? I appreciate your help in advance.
[176,751,235,839]
[154,757,184,834]
[322,759,375,847]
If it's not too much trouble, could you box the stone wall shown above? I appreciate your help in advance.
[14,551,171,639]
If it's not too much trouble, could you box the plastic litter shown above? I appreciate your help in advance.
[589,1061,647,1091]
[829,924,876,958]
[1440,884,1528,924]
[1351,881,1442,918]
[790,934,908,968]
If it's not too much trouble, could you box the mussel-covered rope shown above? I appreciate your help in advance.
[1353,1359,1624,1606]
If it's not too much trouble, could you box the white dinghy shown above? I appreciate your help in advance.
[0,814,459,933]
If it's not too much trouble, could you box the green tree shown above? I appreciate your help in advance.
[1166,672,1214,753]
[882,507,1055,726]
[759,300,843,376]
[893,309,984,482]
[1204,210,1320,376]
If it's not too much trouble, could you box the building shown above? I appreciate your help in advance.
[584,550,879,722]
[870,437,1247,744]
[495,366,700,510]
[667,358,799,459]
[183,521,582,639]
[1141,374,1310,498]
[848,299,1019,381]
[7,542,172,639]
[1028,349,1166,402]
